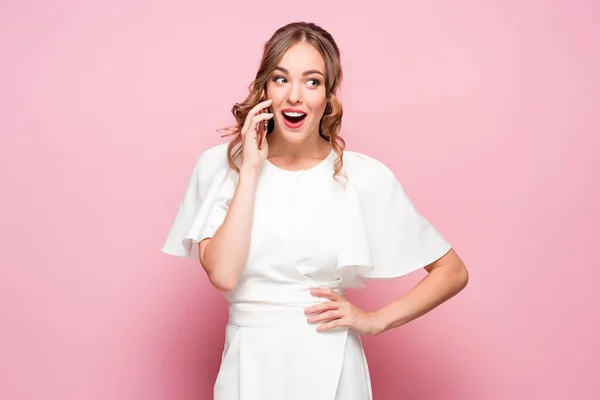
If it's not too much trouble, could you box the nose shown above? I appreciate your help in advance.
[286,81,302,105]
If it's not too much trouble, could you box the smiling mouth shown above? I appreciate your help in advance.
[282,112,307,124]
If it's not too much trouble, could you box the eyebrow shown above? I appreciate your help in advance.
[273,66,325,77]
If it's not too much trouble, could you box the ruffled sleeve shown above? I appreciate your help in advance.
[336,151,452,288]
[161,143,237,262]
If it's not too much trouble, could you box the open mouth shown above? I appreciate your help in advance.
[282,111,307,124]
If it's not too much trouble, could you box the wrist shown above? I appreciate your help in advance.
[239,165,262,181]
[371,309,391,335]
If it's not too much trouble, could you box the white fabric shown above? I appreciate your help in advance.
[161,145,238,262]
[161,142,452,399]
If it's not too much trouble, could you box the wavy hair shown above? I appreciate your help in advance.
[218,22,346,181]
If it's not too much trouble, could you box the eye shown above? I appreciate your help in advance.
[307,78,321,87]
[273,75,287,84]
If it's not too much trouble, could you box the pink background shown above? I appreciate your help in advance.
[1,1,598,399]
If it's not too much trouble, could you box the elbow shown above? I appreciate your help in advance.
[447,250,469,291]
[457,263,469,291]
[212,280,238,292]
[443,256,469,293]
[207,270,239,292]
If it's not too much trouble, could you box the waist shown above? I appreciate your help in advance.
[227,303,318,328]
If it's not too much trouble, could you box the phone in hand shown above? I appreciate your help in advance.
[257,96,269,150]
[257,110,267,150]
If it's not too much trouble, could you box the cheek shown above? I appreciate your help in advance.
[313,100,328,118]
[266,84,285,103]
[308,92,328,116]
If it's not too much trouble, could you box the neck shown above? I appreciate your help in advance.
[267,130,332,160]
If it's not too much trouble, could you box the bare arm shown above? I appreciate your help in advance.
[199,168,261,291]
[198,98,273,291]
[373,248,469,333]
[305,248,468,336]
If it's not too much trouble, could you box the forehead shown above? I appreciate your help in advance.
[278,42,325,74]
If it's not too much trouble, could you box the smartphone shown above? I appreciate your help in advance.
[257,97,269,150]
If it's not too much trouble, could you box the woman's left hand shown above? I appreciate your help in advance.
[306,288,383,336]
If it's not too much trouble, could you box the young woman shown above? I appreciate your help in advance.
[162,21,468,400]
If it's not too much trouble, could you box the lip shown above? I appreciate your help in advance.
[281,108,308,114]
[281,108,308,129]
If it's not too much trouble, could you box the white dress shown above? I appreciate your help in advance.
[161,143,451,400]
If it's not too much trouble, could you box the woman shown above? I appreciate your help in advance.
[162,21,468,400]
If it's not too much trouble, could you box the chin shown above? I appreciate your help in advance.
[279,130,311,143]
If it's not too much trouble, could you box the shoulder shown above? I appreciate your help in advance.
[195,142,229,168]
[192,142,231,181]
[342,149,398,185]
[341,150,415,211]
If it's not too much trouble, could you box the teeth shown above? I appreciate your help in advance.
[283,111,306,117]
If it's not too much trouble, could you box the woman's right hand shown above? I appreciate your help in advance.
[240,99,273,172]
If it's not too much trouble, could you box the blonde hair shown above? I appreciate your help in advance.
[218,22,346,181]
